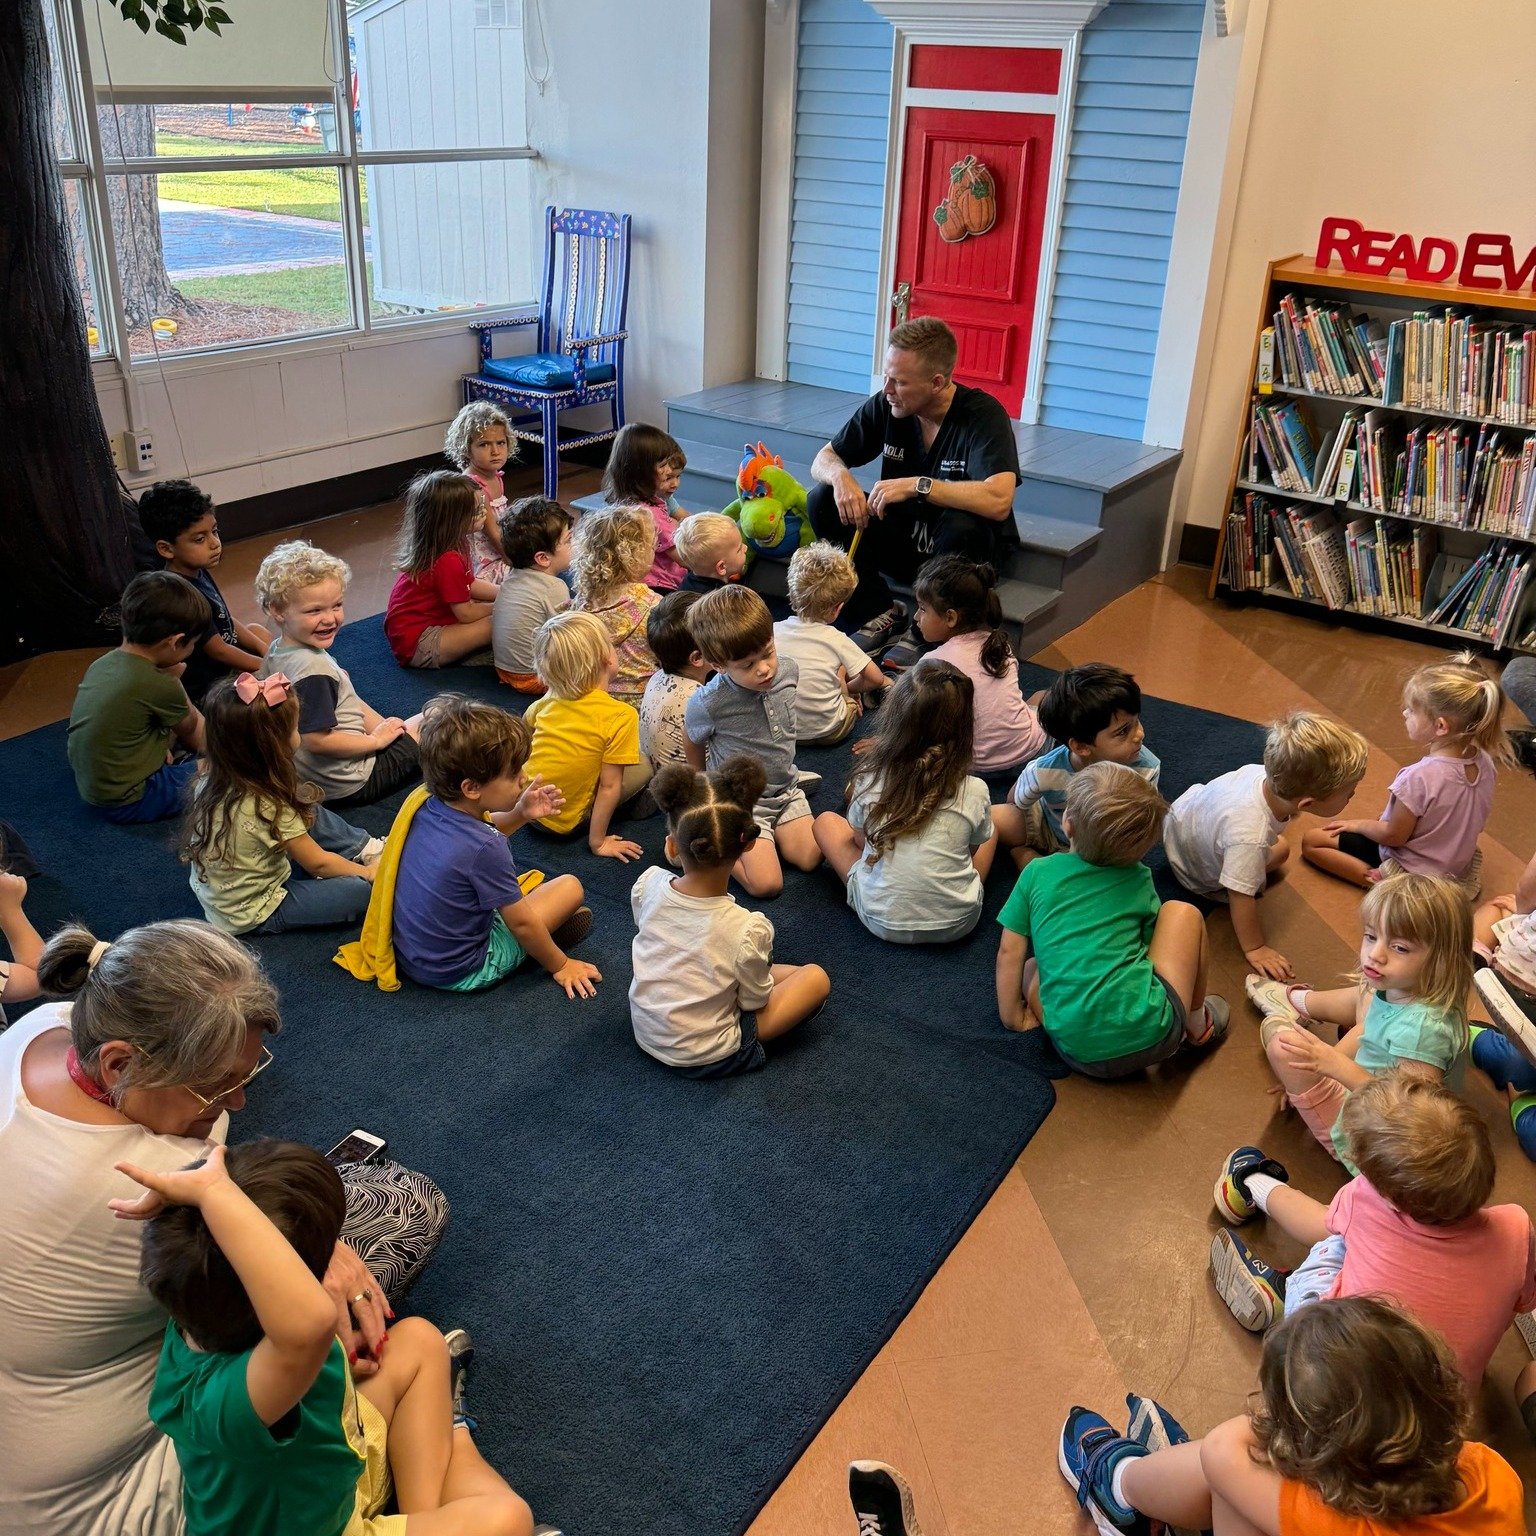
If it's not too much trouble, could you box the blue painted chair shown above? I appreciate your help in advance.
[461,206,633,500]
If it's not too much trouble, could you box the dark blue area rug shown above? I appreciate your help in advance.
[1,621,1264,1535]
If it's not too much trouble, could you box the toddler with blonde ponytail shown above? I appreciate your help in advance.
[1304,650,1508,897]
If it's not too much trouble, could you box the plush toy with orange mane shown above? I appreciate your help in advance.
[721,441,814,561]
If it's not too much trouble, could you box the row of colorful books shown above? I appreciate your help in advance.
[1222,492,1534,644]
[1264,293,1536,425]
[1244,398,1536,537]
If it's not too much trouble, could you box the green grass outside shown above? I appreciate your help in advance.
[156,135,367,223]
[177,261,364,322]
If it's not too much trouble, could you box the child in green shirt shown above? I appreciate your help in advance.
[994,761,1228,1077]
[115,1140,533,1536]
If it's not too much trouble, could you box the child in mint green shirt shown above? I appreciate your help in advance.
[995,762,1228,1077]
[118,1139,531,1536]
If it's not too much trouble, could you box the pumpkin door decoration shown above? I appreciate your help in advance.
[933,154,997,244]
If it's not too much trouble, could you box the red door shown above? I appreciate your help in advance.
[893,106,1054,418]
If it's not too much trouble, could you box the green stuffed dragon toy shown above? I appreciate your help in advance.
[721,442,815,560]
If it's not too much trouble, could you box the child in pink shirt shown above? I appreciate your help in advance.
[1209,1071,1536,1394]
[1304,650,1506,899]
[602,423,690,592]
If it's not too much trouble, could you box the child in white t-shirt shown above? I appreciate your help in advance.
[814,661,996,944]
[773,542,888,745]
[638,590,711,768]
[1163,711,1367,981]
[629,757,830,1077]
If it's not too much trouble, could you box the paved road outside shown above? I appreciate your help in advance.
[161,201,371,280]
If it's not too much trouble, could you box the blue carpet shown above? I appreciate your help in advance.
[2,621,1264,1535]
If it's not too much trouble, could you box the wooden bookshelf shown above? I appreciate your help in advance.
[1208,254,1536,655]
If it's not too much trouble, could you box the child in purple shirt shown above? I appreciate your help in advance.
[1303,651,1506,898]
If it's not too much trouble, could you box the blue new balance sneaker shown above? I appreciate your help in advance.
[1125,1392,1191,1454]
[1059,1406,1150,1535]
[1210,1229,1284,1332]
[1213,1146,1289,1224]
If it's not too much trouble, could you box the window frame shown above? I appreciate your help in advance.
[51,0,540,369]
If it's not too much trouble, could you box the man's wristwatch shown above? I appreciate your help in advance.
[915,476,933,501]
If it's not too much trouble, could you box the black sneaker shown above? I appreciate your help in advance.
[854,602,908,655]
[551,906,593,951]
[849,1461,921,1536]
[879,626,929,676]
[626,786,661,820]
[444,1327,475,1430]
[1510,729,1536,778]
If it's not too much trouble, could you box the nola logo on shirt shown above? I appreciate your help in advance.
[883,443,904,461]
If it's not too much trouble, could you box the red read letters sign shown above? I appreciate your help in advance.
[1315,216,1536,294]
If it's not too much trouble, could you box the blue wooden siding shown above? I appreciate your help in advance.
[785,0,893,392]
[1039,0,1203,438]
[784,0,1202,437]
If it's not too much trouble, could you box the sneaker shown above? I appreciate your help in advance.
[627,786,661,821]
[1058,1407,1150,1535]
[879,628,929,676]
[1125,1393,1190,1454]
[1187,994,1229,1048]
[796,769,823,794]
[532,1525,564,1536]
[1214,1146,1289,1224]
[1210,1230,1284,1332]
[1244,975,1304,1019]
[359,836,386,866]
[444,1327,475,1429]
[848,1461,921,1536]
[1509,728,1536,778]
[854,601,908,655]
[1474,967,1536,1071]
[550,906,593,951]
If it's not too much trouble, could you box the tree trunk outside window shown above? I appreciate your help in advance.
[1,0,140,662]
[97,102,190,328]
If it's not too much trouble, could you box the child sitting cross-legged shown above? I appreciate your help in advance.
[992,662,1159,868]
[390,694,600,997]
[384,470,499,670]
[684,585,822,898]
[138,478,271,705]
[68,570,211,823]
[814,661,997,945]
[183,675,380,936]
[1056,1297,1526,1536]
[1164,710,1369,981]
[1304,651,1507,900]
[630,757,830,1077]
[1248,871,1472,1168]
[570,503,661,703]
[256,540,423,810]
[1208,1073,1536,1421]
[490,496,573,694]
[995,762,1228,1076]
[524,611,654,861]
[672,512,750,595]
[114,1140,533,1536]
[639,591,710,768]
[773,541,889,746]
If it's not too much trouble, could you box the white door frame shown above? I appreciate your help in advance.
[755,0,800,383]
[872,25,1084,423]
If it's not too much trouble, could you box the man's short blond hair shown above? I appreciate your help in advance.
[888,315,957,378]
[787,541,857,621]
[672,512,741,574]
[1264,710,1369,802]
[533,610,612,700]
[1065,761,1168,867]
[253,540,351,614]
[687,584,773,667]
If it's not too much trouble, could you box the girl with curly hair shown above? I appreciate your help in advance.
[570,503,662,702]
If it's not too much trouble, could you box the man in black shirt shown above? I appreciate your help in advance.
[807,317,1020,649]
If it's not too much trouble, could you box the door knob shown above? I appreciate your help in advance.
[891,279,911,326]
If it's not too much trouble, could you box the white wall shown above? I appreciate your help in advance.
[1172,0,1536,548]
[94,0,766,505]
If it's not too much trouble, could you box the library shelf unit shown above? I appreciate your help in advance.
[1207,253,1536,657]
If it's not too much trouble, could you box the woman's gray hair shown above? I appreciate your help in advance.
[37,920,281,1101]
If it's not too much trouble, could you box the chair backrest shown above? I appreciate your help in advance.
[538,207,632,370]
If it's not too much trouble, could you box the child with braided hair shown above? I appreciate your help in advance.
[629,757,830,1077]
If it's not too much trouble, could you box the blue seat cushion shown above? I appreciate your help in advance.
[479,352,616,390]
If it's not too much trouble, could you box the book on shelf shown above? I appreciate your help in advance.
[1272,293,1385,399]
[1424,539,1533,642]
[1383,311,1536,423]
[1249,396,1321,493]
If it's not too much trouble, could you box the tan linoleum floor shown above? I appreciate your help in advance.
[5,474,1535,1534]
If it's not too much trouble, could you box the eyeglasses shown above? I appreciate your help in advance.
[182,1045,275,1110]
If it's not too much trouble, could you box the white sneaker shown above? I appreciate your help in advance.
[1474,968,1536,1070]
[359,836,386,867]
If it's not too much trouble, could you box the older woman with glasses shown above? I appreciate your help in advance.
[0,919,448,1536]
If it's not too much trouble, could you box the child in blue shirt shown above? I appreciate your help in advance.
[391,694,602,997]
[117,1139,532,1536]
[992,662,1159,866]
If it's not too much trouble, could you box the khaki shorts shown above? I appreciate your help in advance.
[1016,799,1068,856]
[753,784,812,840]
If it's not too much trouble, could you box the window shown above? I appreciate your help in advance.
[44,0,537,363]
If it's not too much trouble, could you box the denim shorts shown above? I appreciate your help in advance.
[672,1011,768,1079]
[98,758,199,824]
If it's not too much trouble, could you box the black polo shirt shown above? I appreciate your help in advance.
[830,383,1021,489]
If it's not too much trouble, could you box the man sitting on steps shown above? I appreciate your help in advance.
[806,316,1021,664]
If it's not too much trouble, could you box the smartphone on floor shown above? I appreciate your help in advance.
[325,1128,387,1166]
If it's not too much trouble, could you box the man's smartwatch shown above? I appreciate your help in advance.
[915,476,933,501]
